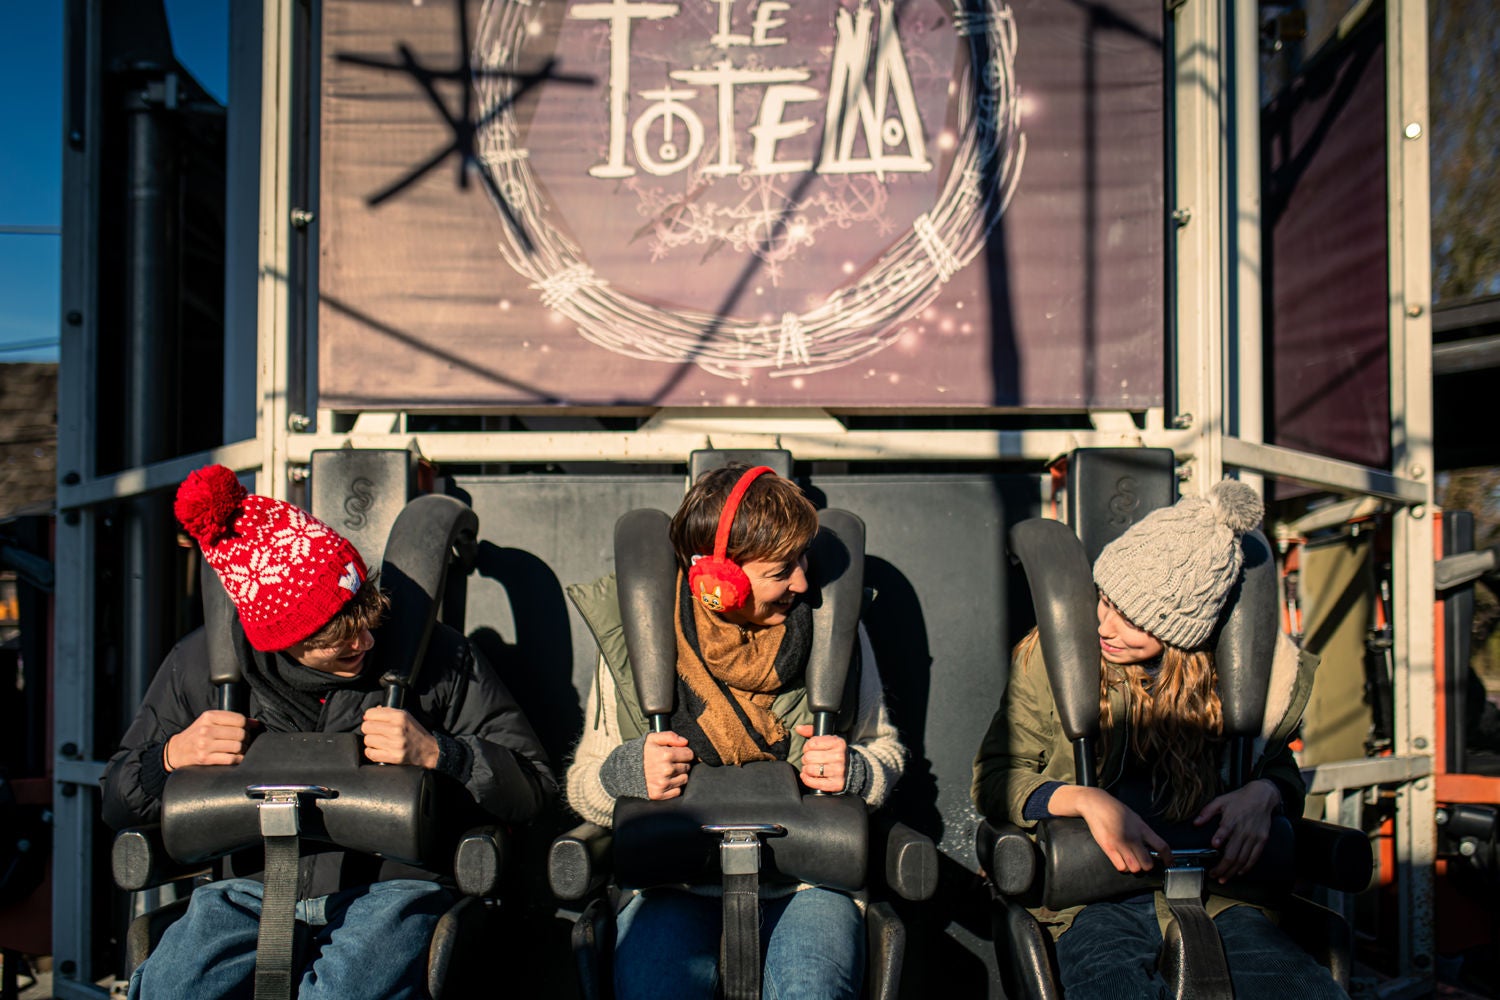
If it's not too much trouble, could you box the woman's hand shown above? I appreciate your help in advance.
[1194,779,1282,882]
[794,724,847,792]
[165,710,253,770]
[643,731,694,800]
[1051,785,1171,873]
[361,707,440,767]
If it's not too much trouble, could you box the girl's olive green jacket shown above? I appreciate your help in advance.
[970,631,1318,935]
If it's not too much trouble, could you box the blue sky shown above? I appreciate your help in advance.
[0,1,226,365]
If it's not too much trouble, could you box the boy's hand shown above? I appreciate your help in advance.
[361,707,440,767]
[165,710,253,770]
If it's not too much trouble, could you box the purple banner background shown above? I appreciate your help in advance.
[1264,18,1391,471]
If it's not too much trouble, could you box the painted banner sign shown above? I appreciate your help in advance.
[319,0,1164,408]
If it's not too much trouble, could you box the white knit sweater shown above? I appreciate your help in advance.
[566,627,907,828]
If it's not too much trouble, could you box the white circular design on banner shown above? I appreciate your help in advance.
[473,0,1026,380]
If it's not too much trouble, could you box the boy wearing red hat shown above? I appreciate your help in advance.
[101,466,556,1000]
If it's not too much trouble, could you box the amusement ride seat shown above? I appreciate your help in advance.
[546,459,938,1000]
[109,492,511,1000]
[977,449,1374,1000]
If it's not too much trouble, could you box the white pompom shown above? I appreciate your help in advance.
[1208,480,1263,534]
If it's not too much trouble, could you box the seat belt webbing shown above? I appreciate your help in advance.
[255,831,300,1000]
[248,784,330,1000]
[720,870,761,1000]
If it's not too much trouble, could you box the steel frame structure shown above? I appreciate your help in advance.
[51,0,1434,994]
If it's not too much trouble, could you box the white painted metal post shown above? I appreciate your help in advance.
[1171,0,1226,494]
[257,0,298,499]
[1228,0,1263,497]
[1386,0,1436,981]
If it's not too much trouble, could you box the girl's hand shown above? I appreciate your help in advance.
[1052,785,1171,873]
[794,724,847,792]
[361,707,439,767]
[642,731,694,800]
[1194,779,1282,882]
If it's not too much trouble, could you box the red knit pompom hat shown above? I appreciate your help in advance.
[174,464,369,652]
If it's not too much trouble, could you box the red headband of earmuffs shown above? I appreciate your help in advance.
[687,465,775,613]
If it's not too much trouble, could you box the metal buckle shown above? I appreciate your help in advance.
[246,784,335,838]
[702,823,786,877]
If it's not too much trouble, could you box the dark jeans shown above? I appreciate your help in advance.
[127,877,453,1000]
[1055,895,1348,999]
[614,886,865,1000]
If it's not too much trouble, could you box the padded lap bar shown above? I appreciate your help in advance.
[161,732,437,866]
[612,761,868,892]
[1035,816,1294,912]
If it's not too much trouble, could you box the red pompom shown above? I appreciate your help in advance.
[174,464,249,547]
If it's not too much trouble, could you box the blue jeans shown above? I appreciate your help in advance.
[614,886,864,1000]
[1055,895,1349,999]
[128,877,453,1000]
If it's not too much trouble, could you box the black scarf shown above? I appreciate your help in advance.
[240,642,378,733]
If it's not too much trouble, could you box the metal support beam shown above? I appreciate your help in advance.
[1385,0,1436,981]
[53,1,106,992]
[1170,0,1226,493]
[56,439,262,512]
[223,0,266,443]
[1228,0,1264,497]
[1220,437,1427,506]
[257,0,298,499]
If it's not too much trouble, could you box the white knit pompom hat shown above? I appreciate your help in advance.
[1091,479,1265,650]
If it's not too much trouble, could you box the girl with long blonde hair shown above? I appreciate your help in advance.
[973,481,1347,998]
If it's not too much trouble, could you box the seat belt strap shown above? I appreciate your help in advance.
[255,830,300,1000]
[720,871,761,1000]
[1158,868,1233,1000]
[248,784,331,1000]
[711,825,780,1000]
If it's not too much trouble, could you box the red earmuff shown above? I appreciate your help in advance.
[687,466,775,613]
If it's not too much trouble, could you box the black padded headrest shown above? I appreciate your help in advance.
[1213,530,1277,739]
[689,449,793,481]
[160,733,439,867]
[378,494,480,689]
[1066,448,1177,564]
[614,508,679,722]
[1007,519,1099,745]
[612,761,868,892]
[805,509,865,717]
